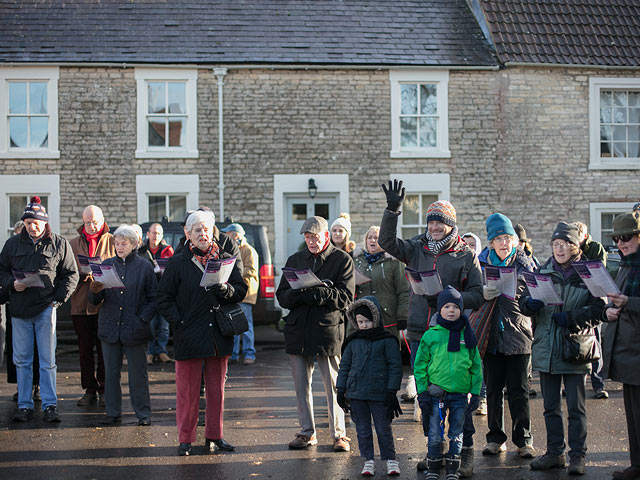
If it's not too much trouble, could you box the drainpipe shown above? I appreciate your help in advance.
[213,67,228,221]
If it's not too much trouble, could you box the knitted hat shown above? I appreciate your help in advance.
[486,213,516,241]
[426,200,456,227]
[514,224,531,243]
[552,221,581,246]
[437,285,464,313]
[612,213,640,236]
[353,304,374,321]
[330,215,351,236]
[300,216,328,234]
[21,196,49,222]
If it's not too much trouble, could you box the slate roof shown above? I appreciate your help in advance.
[0,0,497,66]
[479,0,640,66]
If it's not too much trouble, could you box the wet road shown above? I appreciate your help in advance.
[0,326,632,479]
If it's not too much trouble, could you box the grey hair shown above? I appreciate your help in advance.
[113,225,139,246]
[186,210,216,233]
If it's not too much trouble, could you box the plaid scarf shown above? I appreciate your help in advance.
[363,250,385,264]
[426,226,458,255]
[189,241,220,266]
[621,249,640,297]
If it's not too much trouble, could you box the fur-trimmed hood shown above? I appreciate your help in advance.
[346,296,383,330]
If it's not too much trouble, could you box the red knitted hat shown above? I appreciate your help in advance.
[426,200,456,227]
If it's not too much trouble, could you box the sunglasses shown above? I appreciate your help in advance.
[612,234,634,243]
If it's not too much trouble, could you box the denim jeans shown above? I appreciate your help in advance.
[232,303,256,360]
[12,305,57,410]
[350,399,396,460]
[428,393,467,457]
[147,313,170,355]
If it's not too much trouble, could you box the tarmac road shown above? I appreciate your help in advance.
[0,326,632,480]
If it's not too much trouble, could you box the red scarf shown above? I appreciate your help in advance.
[83,224,105,257]
[189,241,220,266]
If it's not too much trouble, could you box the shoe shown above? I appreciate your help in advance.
[482,442,506,455]
[569,456,586,475]
[361,459,375,476]
[204,438,235,452]
[529,388,537,396]
[32,385,41,403]
[387,459,400,476]
[333,436,351,452]
[242,357,255,365]
[158,353,173,363]
[101,415,121,426]
[425,456,444,480]
[288,433,318,449]
[530,452,566,470]
[417,455,429,471]
[517,445,536,458]
[613,466,640,480]
[475,398,487,416]
[138,417,151,426]
[445,455,461,480]
[593,388,609,399]
[43,405,61,422]
[12,408,34,422]
[178,443,192,456]
[459,446,474,477]
[146,354,154,365]
[77,392,97,406]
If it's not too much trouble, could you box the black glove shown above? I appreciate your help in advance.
[384,391,403,421]
[382,179,406,212]
[299,287,320,305]
[426,294,439,310]
[397,320,407,331]
[468,394,480,412]
[527,298,545,313]
[209,283,229,295]
[337,390,350,413]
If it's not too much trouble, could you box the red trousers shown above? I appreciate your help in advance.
[175,356,227,443]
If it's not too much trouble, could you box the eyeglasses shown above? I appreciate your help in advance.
[612,234,634,243]
[551,241,570,250]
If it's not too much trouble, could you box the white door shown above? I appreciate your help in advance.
[285,194,338,258]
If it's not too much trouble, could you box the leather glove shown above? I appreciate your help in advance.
[483,285,500,301]
[209,283,229,295]
[526,298,545,313]
[468,394,480,412]
[382,179,406,212]
[337,390,350,413]
[299,287,319,305]
[427,384,446,400]
[89,281,104,293]
[552,312,569,328]
[384,391,403,421]
[397,319,407,331]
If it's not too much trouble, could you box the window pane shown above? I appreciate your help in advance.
[630,92,640,107]
[422,194,438,214]
[29,82,47,114]
[9,117,27,147]
[614,107,627,123]
[401,227,420,239]
[148,118,166,146]
[401,84,417,115]
[168,195,186,222]
[10,196,27,226]
[420,84,437,115]
[400,117,417,147]
[613,142,627,157]
[630,125,640,142]
[600,90,612,107]
[613,126,627,141]
[148,82,166,114]
[600,107,612,124]
[168,117,186,147]
[292,204,307,220]
[602,213,614,230]
[629,142,640,157]
[403,194,419,224]
[30,117,48,148]
[148,195,165,222]
[601,142,612,157]
[314,203,329,220]
[419,117,437,147]
[614,91,627,107]
[630,107,640,124]
[600,125,612,141]
[168,82,186,114]
[9,82,27,114]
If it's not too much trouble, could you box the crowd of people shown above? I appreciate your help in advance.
[1,185,640,480]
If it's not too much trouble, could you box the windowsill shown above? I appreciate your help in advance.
[1,150,60,159]
[135,149,199,159]
[390,149,451,159]
[589,159,640,170]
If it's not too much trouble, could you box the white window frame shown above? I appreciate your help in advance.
[135,68,198,159]
[0,67,60,159]
[136,175,199,223]
[589,202,636,244]
[390,70,450,159]
[391,173,451,235]
[0,174,60,246]
[589,77,640,170]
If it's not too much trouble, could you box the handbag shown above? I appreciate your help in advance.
[561,327,601,364]
[214,303,249,337]
[467,299,498,358]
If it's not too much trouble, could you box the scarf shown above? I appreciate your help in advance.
[363,250,385,264]
[82,224,105,257]
[436,313,478,352]
[552,252,582,281]
[426,226,458,256]
[341,326,398,353]
[621,249,640,298]
[189,241,220,266]
[489,247,516,267]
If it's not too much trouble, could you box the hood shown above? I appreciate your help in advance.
[346,296,382,330]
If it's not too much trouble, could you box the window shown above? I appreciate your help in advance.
[0,67,59,158]
[135,68,198,158]
[589,77,640,169]
[391,173,450,239]
[136,175,199,223]
[148,194,187,223]
[8,194,49,238]
[390,70,450,158]
[589,202,636,247]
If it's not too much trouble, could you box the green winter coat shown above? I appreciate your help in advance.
[413,323,482,396]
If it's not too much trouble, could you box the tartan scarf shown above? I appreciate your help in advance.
[189,241,220,266]
[363,250,385,264]
[621,249,640,298]
[426,226,458,255]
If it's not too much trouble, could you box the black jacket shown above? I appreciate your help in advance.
[276,242,355,356]
[156,235,247,360]
[89,251,157,346]
[0,226,79,317]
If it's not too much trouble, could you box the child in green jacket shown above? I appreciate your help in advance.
[414,286,483,480]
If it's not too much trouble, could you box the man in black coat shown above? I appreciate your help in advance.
[276,216,355,452]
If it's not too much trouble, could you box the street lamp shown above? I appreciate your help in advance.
[308,178,318,199]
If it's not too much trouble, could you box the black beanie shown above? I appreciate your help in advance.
[552,221,580,246]
[353,305,373,321]
[437,285,464,313]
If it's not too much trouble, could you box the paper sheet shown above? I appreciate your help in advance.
[89,263,125,289]
[573,261,621,297]
[199,256,236,288]
[77,255,102,275]
[404,268,443,296]
[13,270,45,288]
[484,266,517,300]
[523,272,563,305]
[282,267,323,290]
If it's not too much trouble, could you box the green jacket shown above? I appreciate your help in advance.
[581,234,607,267]
[413,323,482,396]
[520,258,605,375]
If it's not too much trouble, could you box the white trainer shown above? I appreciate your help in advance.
[387,459,400,476]
[361,460,375,476]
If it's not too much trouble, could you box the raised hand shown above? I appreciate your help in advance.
[381,179,406,212]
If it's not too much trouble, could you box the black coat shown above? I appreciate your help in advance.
[0,226,79,317]
[89,251,157,346]
[156,236,247,360]
[276,242,355,356]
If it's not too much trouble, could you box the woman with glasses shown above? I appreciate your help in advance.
[520,222,605,475]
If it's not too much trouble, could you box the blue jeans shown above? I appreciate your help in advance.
[12,305,57,410]
[232,303,255,360]
[147,313,170,355]
[428,393,467,458]
[350,399,396,461]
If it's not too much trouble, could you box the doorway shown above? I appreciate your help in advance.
[285,194,338,258]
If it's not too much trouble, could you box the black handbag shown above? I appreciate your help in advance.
[562,327,601,364]
[214,303,249,337]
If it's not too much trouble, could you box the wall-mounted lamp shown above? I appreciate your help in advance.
[308,178,318,199]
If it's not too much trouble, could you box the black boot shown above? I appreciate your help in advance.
[425,456,443,480]
[445,455,461,480]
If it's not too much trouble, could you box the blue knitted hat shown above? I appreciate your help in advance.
[437,285,464,313]
[486,213,516,241]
